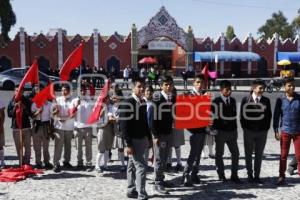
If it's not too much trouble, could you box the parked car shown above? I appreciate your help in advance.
[0,67,60,90]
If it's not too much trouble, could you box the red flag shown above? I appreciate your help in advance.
[175,95,211,129]
[59,42,83,81]
[32,83,55,108]
[87,80,110,124]
[15,60,39,101]
[201,64,209,89]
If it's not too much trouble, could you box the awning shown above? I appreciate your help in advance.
[277,52,300,63]
[194,51,260,62]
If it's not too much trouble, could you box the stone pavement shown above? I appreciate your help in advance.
[0,131,300,200]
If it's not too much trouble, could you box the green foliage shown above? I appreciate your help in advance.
[258,11,294,40]
[0,0,16,43]
[225,25,236,41]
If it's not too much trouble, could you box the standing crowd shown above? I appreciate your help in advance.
[0,74,300,200]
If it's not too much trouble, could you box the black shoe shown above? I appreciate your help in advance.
[126,190,138,199]
[44,163,54,170]
[219,174,228,182]
[248,175,254,183]
[191,175,201,184]
[231,176,243,184]
[53,164,61,173]
[76,165,85,171]
[35,163,43,169]
[166,163,172,172]
[154,185,169,194]
[182,174,193,187]
[254,177,264,184]
[277,177,286,186]
[162,180,175,188]
[175,164,184,171]
[63,162,74,169]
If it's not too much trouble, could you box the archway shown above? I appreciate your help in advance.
[38,56,50,74]
[0,56,12,72]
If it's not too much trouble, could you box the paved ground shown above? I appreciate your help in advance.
[0,90,300,200]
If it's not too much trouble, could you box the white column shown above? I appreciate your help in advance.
[58,28,63,68]
[19,27,26,67]
[297,34,300,52]
[220,32,225,75]
[273,33,279,74]
[247,33,252,75]
[93,29,99,69]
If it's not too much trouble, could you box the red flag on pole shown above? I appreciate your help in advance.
[32,83,55,108]
[59,42,83,81]
[87,80,110,124]
[175,95,212,129]
[201,64,209,89]
[15,59,39,101]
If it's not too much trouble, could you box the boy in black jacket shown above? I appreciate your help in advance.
[240,79,271,184]
[152,75,175,194]
[212,80,241,183]
[119,78,152,200]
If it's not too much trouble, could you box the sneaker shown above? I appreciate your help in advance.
[53,164,61,173]
[162,180,175,188]
[154,185,169,194]
[76,165,85,171]
[277,177,286,186]
[63,162,74,169]
[44,163,54,170]
[126,190,138,198]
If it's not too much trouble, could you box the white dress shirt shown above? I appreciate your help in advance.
[31,101,52,122]
[72,96,93,128]
[52,96,75,131]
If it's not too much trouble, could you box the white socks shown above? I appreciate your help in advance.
[0,150,4,167]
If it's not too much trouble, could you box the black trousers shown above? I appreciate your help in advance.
[183,133,206,176]
[215,130,239,178]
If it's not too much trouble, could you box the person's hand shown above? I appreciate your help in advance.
[126,147,134,155]
[275,132,280,141]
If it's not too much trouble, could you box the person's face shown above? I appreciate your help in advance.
[81,89,86,96]
[161,81,173,94]
[284,82,295,95]
[133,82,145,98]
[252,84,265,96]
[61,87,70,97]
[34,86,40,93]
[144,88,153,100]
[193,78,203,91]
[14,88,20,96]
[221,87,231,97]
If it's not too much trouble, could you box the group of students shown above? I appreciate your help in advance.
[0,74,299,200]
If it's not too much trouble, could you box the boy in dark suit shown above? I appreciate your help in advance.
[119,78,152,200]
[212,80,242,183]
[240,79,272,184]
[152,75,175,194]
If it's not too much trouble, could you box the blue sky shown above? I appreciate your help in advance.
[10,0,300,40]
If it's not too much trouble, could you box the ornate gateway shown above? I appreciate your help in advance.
[137,6,188,50]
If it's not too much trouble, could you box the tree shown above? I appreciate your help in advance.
[291,9,300,35]
[0,0,16,43]
[258,11,294,40]
[225,25,236,41]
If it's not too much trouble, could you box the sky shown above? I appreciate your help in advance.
[9,0,300,40]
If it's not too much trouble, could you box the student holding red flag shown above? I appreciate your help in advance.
[182,74,211,187]
[7,87,32,165]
